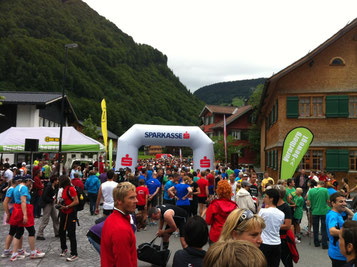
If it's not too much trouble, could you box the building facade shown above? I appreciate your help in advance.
[257,19,357,184]
[200,105,256,166]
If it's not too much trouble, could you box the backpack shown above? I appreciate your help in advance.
[67,186,86,212]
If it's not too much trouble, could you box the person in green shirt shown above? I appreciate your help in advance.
[284,178,296,205]
[293,188,304,242]
[307,181,329,248]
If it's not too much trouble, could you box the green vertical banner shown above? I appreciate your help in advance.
[280,127,314,180]
[109,139,113,169]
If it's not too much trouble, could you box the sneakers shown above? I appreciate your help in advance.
[10,254,25,262]
[1,250,12,258]
[30,250,45,259]
[66,255,78,262]
[60,249,68,257]
[18,249,30,257]
[295,237,301,244]
[36,236,45,240]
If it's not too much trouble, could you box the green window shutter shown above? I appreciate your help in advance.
[270,151,273,168]
[275,100,279,122]
[272,105,276,123]
[326,149,349,171]
[286,96,299,118]
[338,96,349,117]
[338,150,349,171]
[275,150,278,170]
[267,151,270,167]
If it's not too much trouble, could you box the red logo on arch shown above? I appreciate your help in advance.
[183,131,190,139]
[121,154,133,166]
[200,156,210,168]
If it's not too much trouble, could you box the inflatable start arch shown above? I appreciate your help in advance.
[115,124,214,172]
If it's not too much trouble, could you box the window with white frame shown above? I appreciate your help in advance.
[231,130,241,140]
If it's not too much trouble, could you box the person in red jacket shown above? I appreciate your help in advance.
[71,173,84,191]
[206,180,237,243]
[101,182,137,267]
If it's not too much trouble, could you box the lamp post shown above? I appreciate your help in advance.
[58,43,78,174]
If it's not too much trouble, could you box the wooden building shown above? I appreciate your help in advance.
[257,19,357,183]
[200,105,255,165]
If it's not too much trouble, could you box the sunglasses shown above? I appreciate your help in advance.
[236,209,254,227]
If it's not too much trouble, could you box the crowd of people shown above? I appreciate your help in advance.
[2,157,357,267]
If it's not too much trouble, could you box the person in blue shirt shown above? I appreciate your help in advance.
[163,174,177,205]
[138,168,147,182]
[146,172,161,208]
[326,192,348,267]
[168,176,192,216]
[84,171,101,216]
[1,175,26,258]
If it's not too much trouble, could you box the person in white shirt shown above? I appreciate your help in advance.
[228,173,237,202]
[258,188,285,267]
[95,170,118,216]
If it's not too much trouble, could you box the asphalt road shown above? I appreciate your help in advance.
[0,204,332,267]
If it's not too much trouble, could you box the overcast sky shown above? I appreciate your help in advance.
[83,0,357,92]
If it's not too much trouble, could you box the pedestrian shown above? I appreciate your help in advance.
[258,188,285,267]
[188,174,200,217]
[327,192,348,267]
[95,169,118,216]
[71,173,84,191]
[58,175,79,262]
[228,173,238,202]
[206,180,237,243]
[85,170,100,216]
[149,204,188,249]
[203,240,267,267]
[163,174,177,205]
[307,181,329,249]
[136,179,149,230]
[236,180,256,213]
[101,182,137,267]
[197,171,209,217]
[32,168,43,218]
[168,175,192,216]
[173,216,208,267]
[293,187,304,243]
[36,175,60,240]
[339,220,357,267]
[9,175,45,261]
[219,208,265,248]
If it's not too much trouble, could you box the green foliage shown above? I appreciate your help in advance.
[212,135,243,163]
[82,115,100,140]
[0,0,204,135]
[194,78,266,105]
[231,97,245,107]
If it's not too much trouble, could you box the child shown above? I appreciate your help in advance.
[293,187,304,243]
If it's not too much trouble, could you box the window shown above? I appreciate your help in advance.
[210,116,214,124]
[299,150,323,170]
[349,151,357,171]
[349,96,357,118]
[231,130,241,140]
[205,117,210,125]
[241,130,249,141]
[330,57,345,66]
[299,97,310,117]
[312,97,323,117]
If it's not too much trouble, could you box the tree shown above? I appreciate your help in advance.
[212,135,243,163]
[83,115,100,140]
[247,83,265,164]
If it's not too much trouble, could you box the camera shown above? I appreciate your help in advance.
[55,198,65,209]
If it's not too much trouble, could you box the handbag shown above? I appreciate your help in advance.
[137,236,171,267]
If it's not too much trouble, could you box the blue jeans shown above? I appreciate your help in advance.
[312,214,328,247]
[88,237,101,255]
[87,193,97,215]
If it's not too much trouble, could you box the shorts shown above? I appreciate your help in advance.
[165,217,186,237]
[198,197,207,204]
[208,185,214,195]
[103,209,113,216]
[293,218,301,224]
[137,205,145,211]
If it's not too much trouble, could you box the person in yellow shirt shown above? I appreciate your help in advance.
[260,172,274,193]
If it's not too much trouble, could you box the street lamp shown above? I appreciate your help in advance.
[58,43,78,173]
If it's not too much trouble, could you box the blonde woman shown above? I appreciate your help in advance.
[219,208,265,247]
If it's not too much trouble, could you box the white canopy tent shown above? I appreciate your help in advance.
[0,127,105,153]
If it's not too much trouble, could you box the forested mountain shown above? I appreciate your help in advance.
[194,78,266,105]
[0,0,204,135]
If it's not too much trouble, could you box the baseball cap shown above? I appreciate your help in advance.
[241,180,252,187]
[13,175,23,182]
[24,174,34,182]
[22,162,26,166]
[243,173,249,177]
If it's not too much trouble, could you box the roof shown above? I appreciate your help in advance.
[199,105,237,117]
[0,91,63,105]
[212,105,252,129]
[257,18,357,122]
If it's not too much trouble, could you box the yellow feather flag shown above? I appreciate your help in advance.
[101,99,108,153]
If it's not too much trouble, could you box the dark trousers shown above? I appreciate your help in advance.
[87,193,97,215]
[163,198,175,205]
[260,243,281,267]
[189,200,198,217]
[177,205,190,219]
[330,257,346,267]
[312,214,328,247]
[280,238,293,267]
[59,212,77,256]
[33,194,41,217]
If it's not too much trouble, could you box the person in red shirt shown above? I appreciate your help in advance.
[206,170,215,196]
[33,169,44,218]
[58,175,79,262]
[206,180,237,243]
[197,171,209,217]
[71,173,84,191]
[101,182,137,267]
[136,179,149,230]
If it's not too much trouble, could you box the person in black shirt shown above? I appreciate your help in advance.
[173,216,208,267]
[188,174,200,217]
[149,204,188,249]
[274,185,293,267]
